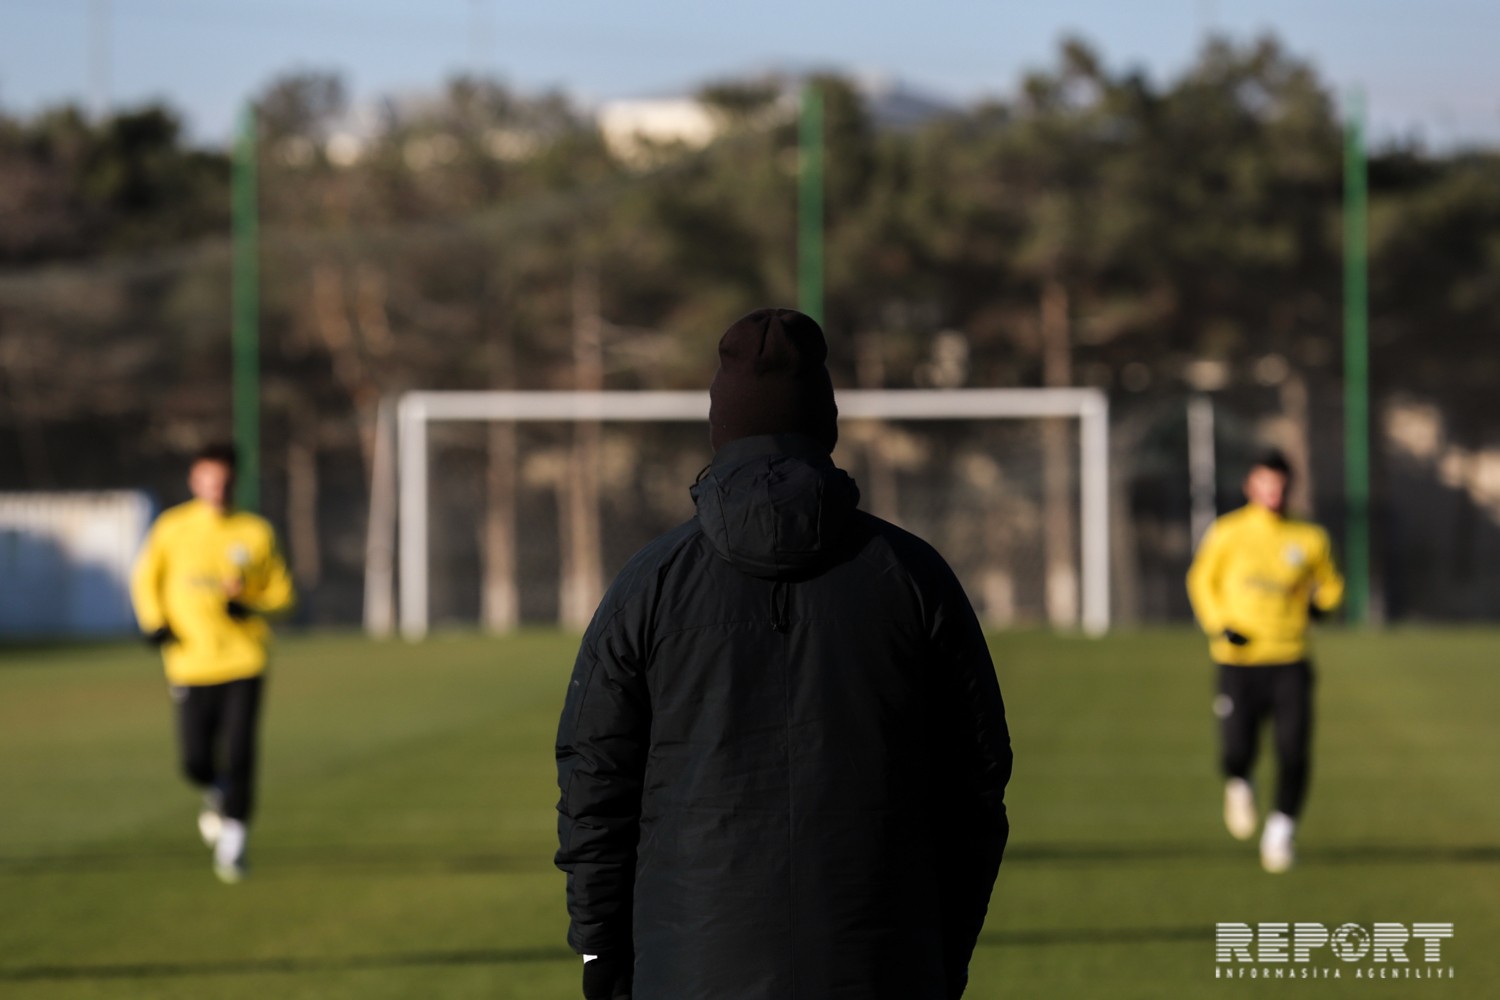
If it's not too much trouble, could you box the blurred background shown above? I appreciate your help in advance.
[5,2,1500,640]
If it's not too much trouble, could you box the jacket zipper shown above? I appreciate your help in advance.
[770,580,789,632]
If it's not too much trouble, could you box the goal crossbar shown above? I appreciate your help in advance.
[392,388,1109,639]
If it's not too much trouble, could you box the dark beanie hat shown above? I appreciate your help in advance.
[709,308,838,452]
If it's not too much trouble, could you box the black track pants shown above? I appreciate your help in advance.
[173,676,264,822]
[1216,661,1313,819]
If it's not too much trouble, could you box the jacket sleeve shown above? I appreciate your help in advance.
[245,531,296,617]
[1186,522,1230,636]
[555,595,652,958]
[129,521,168,633]
[928,560,1012,995]
[1309,529,1345,613]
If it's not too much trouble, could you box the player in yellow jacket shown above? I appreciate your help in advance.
[130,443,295,883]
[1187,450,1343,874]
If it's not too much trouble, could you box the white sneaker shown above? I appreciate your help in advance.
[197,808,223,848]
[1261,811,1297,873]
[1223,778,1257,841]
[198,809,220,851]
[198,787,224,847]
[213,819,248,884]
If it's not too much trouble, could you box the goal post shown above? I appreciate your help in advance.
[388,388,1109,640]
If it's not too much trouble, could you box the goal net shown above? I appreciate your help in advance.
[376,389,1109,639]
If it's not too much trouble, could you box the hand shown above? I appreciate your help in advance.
[145,626,176,647]
[226,600,254,621]
[1222,628,1250,647]
[223,576,245,599]
[582,953,632,1000]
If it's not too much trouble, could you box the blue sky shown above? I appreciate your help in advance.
[3,0,1498,148]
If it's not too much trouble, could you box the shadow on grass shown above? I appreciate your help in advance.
[0,639,142,667]
[0,926,1222,983]
[1006,842,1500,866]
[1006,842,1241,864]
[978,925,1211,948]
[1308,843,1500,865]
[0,947,577,983]
[0,844,553,876]
[4,841,1495,878]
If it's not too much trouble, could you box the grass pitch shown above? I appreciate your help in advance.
[1,629,1496,999]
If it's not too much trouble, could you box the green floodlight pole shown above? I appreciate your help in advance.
[1343,88,1370,624]
[798,81,824,324]
[232,103,260,512]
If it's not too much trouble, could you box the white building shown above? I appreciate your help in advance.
[596,72,958,165]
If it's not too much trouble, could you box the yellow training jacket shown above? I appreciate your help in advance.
[1186,503,1343,666]
[130,499,296,686]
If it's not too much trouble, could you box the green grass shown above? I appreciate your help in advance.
[1,629,1496,999]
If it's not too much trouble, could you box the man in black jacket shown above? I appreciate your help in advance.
[555,308,1012,1000]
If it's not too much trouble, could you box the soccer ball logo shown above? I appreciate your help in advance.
[1331,923,1371,961]
[1282,543,1306,568]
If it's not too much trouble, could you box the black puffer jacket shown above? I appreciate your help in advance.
[556,433,1012,1000]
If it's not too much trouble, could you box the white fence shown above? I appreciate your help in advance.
[0,492,153,637]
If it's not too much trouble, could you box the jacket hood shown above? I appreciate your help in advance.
[690,433,861,580]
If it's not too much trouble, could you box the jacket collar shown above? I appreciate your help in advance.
[1244,502,1285,522]
[709,432,834,472]
[188,498,236,520]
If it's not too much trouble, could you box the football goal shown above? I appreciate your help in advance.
[373,388,1110,640]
